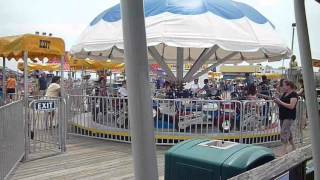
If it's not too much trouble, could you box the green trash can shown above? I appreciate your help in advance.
[165,139,275,180]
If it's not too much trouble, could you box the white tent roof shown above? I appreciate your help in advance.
[71,0,291,81]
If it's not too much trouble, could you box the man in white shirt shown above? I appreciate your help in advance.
[45,76,61,97]
[190,79,200,94]
[44,76,61,129]
[118,81,128,97]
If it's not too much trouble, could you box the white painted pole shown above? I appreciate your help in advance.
[294,0,320,179]
[23,51,29,161]
[120,0,158,179]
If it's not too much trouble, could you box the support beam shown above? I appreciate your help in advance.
[114,46,125,54]
[176,47,184,83]
[183,46,218,82]
[148,47,176,81]
[189,52,238,82]
[294,0,320,179]
[120,0,158,180]
[2,57,6,102]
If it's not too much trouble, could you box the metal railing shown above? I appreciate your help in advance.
[67,95,304,145]
[0,100,24,180]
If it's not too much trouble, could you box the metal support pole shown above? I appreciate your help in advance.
[120,0,158,180]
[2,57,6,102]
[183,47,217,82]
[291,23,296,51]
[148,47,176,82]
[189,52,238,82]
[23,51,29,161]
[176,47,184,83]
[294,0,320,179]
[109,72,112,95]
[60,55,66,152]
[60,55,65,98]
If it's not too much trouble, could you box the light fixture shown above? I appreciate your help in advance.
[49,33,52,36]
[42,32,47,36]
[35,31,39,35]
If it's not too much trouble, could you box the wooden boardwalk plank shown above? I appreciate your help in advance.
[11,136,168,180]
[10,127,310,180]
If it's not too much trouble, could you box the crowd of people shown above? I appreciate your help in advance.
[0,71,64,104]
[155,75,305,155]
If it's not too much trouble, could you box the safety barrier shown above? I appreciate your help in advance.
[0,100,24,180]
[67,95,304,145]
[25,96,66,160]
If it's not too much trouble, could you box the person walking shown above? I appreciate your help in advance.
[45,76,61,129]
[39,72,48,96]
[45,76,61,98]
[274,80,298,154]
[6,74,17,100]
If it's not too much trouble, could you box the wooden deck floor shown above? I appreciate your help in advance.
[11,136,168,180]
[10,127,311,180]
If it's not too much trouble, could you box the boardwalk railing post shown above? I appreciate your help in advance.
[294,0,320,179]
[120,0,159,180]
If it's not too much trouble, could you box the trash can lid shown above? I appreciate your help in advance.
[167,139,251,165]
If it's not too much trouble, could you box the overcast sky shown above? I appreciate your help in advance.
[0,0,319,70]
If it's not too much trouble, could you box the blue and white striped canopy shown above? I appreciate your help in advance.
[71,0,290,64]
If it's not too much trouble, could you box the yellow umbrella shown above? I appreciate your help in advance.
[0,34,65,60]
[68,56,124,71]
[66,56,92,70]
[255,73,282,80]
[86,59,124,70]
[18,62,60,72]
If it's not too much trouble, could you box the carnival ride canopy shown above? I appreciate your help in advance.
[71,0,291,82]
